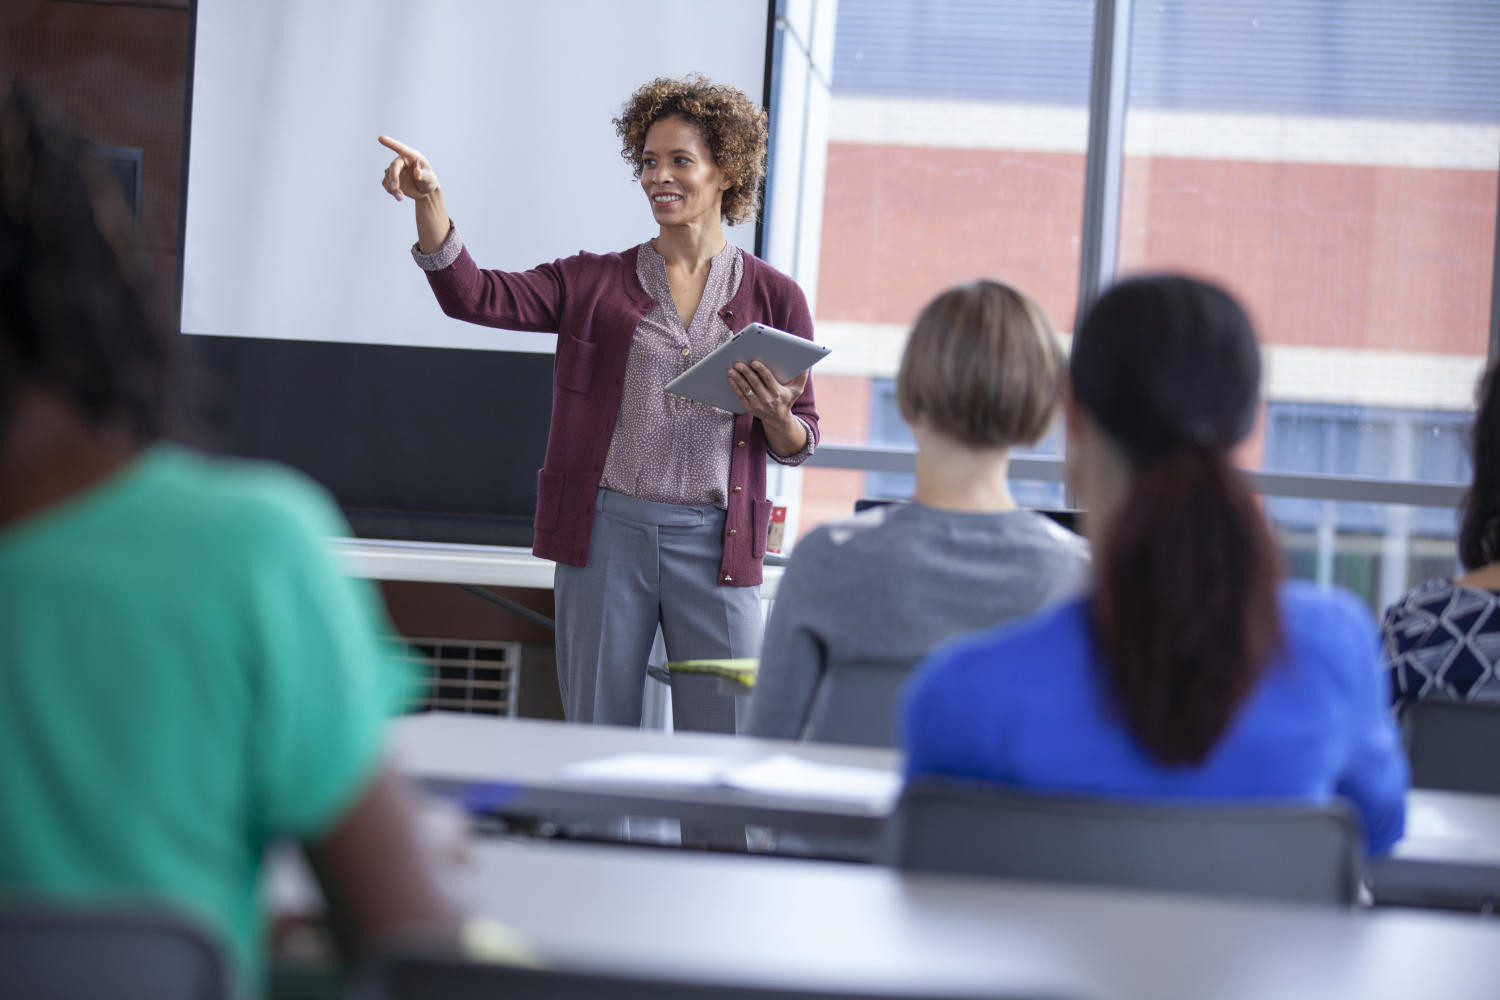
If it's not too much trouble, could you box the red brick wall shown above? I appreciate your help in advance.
[817,144,1086,331]
[818,142,1497,355]
[1120,157,1498,353]
[0,1,191,336]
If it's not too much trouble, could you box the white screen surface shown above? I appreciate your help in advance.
[181,0,768,354]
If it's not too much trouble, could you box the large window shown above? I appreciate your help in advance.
[787,0,1500,620]
[1118,0,1499,605]
[802,0,1095,529]
[1264,402,1470,612]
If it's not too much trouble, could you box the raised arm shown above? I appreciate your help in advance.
[377,135,565,332]
[379,136,450,253]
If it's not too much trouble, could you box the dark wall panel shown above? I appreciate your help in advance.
[176,335,553,546]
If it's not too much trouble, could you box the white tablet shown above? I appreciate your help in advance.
[665,323,832,415]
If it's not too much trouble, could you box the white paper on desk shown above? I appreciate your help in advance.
[721,754,902,809]
[560,753,731,787]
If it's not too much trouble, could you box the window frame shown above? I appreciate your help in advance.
[792,0,1499,512]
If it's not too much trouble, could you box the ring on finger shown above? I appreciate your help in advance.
[745,389,755,397]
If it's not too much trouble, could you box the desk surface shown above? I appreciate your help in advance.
[463,836,1500,1000]
[1373,788,1500,909]
[331,538,785,596]
[394,714,899,840]
[397,715,1500,898]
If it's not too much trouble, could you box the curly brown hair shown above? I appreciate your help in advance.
[614,74,768,227]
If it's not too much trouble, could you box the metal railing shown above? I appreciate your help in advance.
[804,444,1468,510]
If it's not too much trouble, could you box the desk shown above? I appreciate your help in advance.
[1371,788,1500,911]
[460,836,1500,1000]
[331,538,786,598]
[398,715,1500,899]
[394,714,898,844]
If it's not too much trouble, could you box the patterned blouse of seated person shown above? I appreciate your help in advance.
[902,276,1409,857]
[745,281,1089,740]
[1383,361,1500,711]
[0,92,470,991]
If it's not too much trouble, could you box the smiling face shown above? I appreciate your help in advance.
[640,115,733,230]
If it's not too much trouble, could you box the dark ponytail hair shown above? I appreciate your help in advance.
[0,86,165,442]
[1459,360,1500,571]
[1071,276,1282,766]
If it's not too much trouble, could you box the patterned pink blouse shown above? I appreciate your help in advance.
[600,240,814,509]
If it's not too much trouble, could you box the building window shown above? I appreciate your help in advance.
[1263,402,1471,613]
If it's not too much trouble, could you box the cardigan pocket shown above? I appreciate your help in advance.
[535,470,565,533]
[750,498,775,559]
[554,335,596,394]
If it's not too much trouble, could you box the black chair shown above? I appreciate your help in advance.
[362,955,1064,1000]
[853,498,1082,535]
[1401,699,1500,795]
[0,906,230,1000]
[803,659,917,748]
[881,777,1365,905]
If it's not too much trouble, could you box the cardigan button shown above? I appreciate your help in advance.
[724,310,734,320]
[733,486,741,492]
[724,575,733,581]
[729,529,737,536]
[737,441,746,448]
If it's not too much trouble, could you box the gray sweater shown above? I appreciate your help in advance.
[745,502,1090,739]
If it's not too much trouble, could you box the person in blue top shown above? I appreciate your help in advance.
[902,275,1408,856]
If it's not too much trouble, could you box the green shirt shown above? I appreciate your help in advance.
[0,444,401,986]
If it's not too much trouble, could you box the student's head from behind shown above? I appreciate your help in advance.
[1460,360,1500,572]
[1067,275,1281,766]
[897,280,1065,452]
[0,88,164,451]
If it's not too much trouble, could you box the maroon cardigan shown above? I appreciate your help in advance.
[425,244,820,587]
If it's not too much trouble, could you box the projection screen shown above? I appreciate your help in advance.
[175,0,775,546]
[181,0,770,354]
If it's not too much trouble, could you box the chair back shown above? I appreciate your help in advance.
[881,777,1365,905]
[362,955,1057,1000]
[803,659,917,747]
[1402,699,1500,795]
[0,907,230,1000]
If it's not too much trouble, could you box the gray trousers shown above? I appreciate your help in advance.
[554,489,763,732]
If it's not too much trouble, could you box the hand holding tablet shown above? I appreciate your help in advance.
[665,323,832,416]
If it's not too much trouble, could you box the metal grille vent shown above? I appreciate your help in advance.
[397,638,520,717]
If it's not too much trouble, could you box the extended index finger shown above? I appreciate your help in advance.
[378,135,420,161]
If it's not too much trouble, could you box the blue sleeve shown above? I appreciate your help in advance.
[900,641,1003,783]
[1330,596,1409,856]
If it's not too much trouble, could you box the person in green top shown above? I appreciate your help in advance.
[0,90,459,988]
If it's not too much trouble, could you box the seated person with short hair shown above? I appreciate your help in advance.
[746,281,1088,740]
[1383,360,1500,710]
[902,276,1408,856]
[0,92,458,989]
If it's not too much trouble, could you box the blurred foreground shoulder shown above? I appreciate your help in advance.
[152,443,352,546]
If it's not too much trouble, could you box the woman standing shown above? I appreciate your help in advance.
[379,76,819,732]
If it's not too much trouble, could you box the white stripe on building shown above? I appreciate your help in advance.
[829,95,1500,170]
[814,319,1485,411]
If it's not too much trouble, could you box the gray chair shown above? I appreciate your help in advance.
[362,955,1066,1000]
[803,659,917,748]
[881,777,1365,905]
[0,906,230,1000]
[1401,699,1500,795]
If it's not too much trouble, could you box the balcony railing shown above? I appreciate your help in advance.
[805,444,1467,509]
